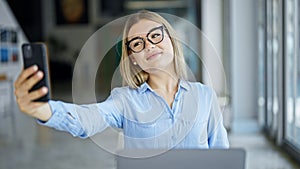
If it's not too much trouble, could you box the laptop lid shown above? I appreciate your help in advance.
[116,149,246,169]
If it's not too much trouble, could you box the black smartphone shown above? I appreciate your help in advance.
[22,43,51,102]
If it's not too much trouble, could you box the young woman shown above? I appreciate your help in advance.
[14,10,229,149]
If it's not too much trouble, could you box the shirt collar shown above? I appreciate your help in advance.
[137,79,190,94]
[137,82,153,93]
[179,79,190,91]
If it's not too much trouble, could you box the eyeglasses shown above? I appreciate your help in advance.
[126,25,165,53]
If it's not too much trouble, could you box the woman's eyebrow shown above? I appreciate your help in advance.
[147,25,163,33]
[127,36,141,43]
[127,32,145,41]
[127,25,163,41]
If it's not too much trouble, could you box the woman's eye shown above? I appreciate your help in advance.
[133,42,142,47]
[151,33,161,39]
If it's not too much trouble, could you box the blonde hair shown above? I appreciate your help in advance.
[120,10,187,88]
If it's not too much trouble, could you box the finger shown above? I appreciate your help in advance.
[16,86,47,102]
[14,85,28,99]
[27,87,48,101]
[14,65,38,88]
[15,71,43,98]
[20,71,44,92]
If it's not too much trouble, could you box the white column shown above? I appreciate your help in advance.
[201,0,225,96]
[231,0,258,118]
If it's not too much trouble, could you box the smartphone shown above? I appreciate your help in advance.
[22,43,51,102]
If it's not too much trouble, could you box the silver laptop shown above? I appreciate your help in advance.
[116,149,246,169]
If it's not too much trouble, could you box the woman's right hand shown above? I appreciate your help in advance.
[14,65,52,121]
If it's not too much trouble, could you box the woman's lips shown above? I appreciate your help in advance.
[146,52,162,60]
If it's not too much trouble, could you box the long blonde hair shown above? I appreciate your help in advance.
[120,10,187,88]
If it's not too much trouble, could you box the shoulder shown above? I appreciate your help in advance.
[184,81,214,96]
[110,86,137,95]
[183,81,215,106]
[109,86,142,101]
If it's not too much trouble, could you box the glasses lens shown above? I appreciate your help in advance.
[129,38,144,53]
[127,26,165,53]
[148,28,163,44]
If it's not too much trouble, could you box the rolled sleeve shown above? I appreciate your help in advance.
[37,91,124,138]
[37,100,87,138]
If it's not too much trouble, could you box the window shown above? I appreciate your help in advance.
[284,0,300,149]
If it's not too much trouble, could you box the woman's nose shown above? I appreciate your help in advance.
[144,39,155,51]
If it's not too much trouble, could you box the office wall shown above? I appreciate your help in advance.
[42,0,94,64]
[0,0,39,164]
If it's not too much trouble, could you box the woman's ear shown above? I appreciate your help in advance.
[129,55,137,65]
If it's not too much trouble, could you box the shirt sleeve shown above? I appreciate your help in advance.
[37,92,124,139]
[207,90,230,148]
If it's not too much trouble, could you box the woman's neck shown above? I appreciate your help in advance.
[147,71,179,93]
[147,71,179,109]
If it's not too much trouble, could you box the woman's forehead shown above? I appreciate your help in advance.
[127,19,162,38]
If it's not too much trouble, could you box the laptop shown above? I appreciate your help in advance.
[116,149,246,169]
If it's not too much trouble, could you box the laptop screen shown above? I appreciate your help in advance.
[116,149,246,169]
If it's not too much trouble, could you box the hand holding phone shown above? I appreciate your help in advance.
[21,43,51,102]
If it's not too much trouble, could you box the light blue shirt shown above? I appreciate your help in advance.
[39,80,229,149]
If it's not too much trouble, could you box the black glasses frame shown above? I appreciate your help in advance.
[126,25,165,53]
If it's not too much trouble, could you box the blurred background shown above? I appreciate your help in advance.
[0,0,300,169]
